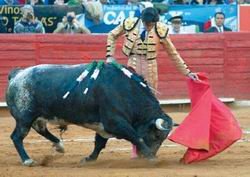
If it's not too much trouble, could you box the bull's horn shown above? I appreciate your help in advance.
[155,118,169,131]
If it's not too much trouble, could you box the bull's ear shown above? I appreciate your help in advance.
[155,118,170,131]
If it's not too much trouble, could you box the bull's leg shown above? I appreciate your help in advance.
[81,133,108,163]
[32,119,64,153]
[11,120,34,166]
[102,116,154,160]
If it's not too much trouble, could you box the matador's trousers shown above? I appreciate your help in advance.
[128,55,158,158]
[127,55,158,90]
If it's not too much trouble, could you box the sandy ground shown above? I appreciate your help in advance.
[0,106,249,177]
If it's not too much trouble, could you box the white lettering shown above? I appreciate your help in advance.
[114,11,125,25]
[103,11,116,25]
[103,11,137,25]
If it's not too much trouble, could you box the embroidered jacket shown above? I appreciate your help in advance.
[106,17,191,75]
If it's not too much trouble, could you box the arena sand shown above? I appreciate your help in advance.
[0,106,249,177]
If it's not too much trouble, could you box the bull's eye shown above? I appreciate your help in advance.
[154,131,162,139]
[155,135,161,139]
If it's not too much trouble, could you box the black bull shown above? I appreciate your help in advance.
[6,63,173,166]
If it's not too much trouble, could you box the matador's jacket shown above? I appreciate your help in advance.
[106,17,191,90]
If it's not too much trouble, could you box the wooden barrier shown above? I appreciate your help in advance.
[0,33,250,101]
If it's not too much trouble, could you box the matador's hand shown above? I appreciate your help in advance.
[187,72,200,81]
[106,57,116,63]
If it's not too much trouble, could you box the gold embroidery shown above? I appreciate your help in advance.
[156,22,169,39]
[123,17,139,31]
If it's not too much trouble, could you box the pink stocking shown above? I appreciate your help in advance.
[131,144,138,158]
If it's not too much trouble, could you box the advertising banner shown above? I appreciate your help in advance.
[76,5,140,33]
[81,4,237,33]
[0,4,237,33]
[0,5,83,33]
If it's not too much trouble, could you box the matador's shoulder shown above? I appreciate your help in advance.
[155,22,169,39]
[123,17,140,31]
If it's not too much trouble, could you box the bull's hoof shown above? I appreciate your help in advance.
[142,153,157,162]
[147,157,157,162]
[53,141,64,153]
[146,157,158,165]
[147,155,156,161]
[22,159,36,167]
[139,151,155,159]
[80,157,96,165]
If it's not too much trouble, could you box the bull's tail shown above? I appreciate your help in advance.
[8,68,22,81]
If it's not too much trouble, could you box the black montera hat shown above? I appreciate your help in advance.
[141,7,159,23]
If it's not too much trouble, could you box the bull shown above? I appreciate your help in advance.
[6,62,173,166]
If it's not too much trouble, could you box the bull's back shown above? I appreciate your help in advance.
[6,64,87,114]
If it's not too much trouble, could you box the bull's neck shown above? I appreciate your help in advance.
[137,99,164,122]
